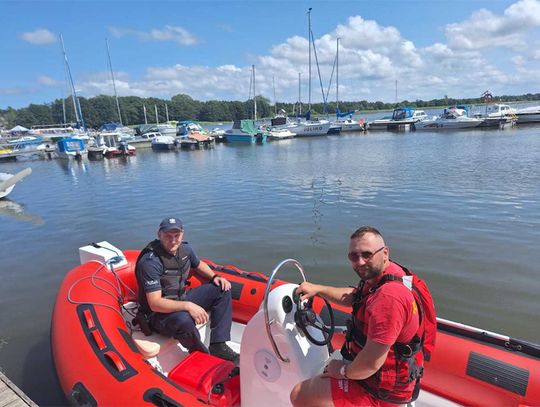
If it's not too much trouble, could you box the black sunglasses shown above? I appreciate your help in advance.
[348,246,385,262]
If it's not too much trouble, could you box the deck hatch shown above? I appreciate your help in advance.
[466,351,529,395]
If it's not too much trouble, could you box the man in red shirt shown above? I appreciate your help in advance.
[290,226,422,407]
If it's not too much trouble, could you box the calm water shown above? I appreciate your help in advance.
[1,125,540,405]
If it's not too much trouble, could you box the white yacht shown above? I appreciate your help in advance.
[368,108,428,131]
[415,108,483,130]
[472,104,517,128]
[515,105,540,123]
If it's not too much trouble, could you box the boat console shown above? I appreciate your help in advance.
[240,259,333,406]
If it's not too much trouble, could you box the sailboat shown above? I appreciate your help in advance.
[224,65,267,143]
[104,39,134,140]
[56,35,89,159]
[87,40,137,159]
[286,8,336,137]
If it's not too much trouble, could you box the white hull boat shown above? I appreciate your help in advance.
[151,135,178,151]
[267,128,296,140]
[415,116,483,130]
[333,118,366,132]
[368,108,428,131]
[515,105,540,123]
[287,120,334,137]
[0,168,32,199]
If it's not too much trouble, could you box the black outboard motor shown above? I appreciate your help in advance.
[118,141,128,155]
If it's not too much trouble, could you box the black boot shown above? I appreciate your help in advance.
[209,342,239,364]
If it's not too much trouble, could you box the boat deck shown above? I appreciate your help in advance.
[0,371,37,407]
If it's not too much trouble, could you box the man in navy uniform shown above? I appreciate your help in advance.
[136,217,238,362]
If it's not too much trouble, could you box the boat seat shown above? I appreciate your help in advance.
[132,330,177,359]
[132,320,211,359]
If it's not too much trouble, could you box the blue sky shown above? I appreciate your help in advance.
[2,0,540,109]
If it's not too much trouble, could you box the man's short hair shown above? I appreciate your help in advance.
[350,225,383,240]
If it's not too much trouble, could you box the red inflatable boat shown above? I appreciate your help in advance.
[51,243,540,406]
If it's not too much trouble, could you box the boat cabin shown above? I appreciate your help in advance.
[391,107,428,121]
[57,138,86,153]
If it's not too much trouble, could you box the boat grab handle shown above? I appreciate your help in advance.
[103,351,127,372]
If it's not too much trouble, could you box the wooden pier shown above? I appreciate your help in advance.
[0,371,37,407]
[0,145,47,161]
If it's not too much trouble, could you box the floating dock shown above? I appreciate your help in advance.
[0,371,37,407]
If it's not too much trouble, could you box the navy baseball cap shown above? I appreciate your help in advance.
[159,217,184,232]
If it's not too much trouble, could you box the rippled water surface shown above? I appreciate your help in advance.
[1,125,540,405]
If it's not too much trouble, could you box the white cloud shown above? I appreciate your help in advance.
[109,25,199,45]
[54,1,540,107]
[0,87,26,96]
[444,0,540,51]
[19,29,56,45]
[37,75,61,86]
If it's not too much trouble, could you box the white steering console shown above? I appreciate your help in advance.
[240,259,330,406]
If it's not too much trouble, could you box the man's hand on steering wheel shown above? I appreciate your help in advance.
[295,281,320,302]
[293,285,335,346]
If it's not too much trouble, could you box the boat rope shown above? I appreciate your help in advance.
[324,54,337,106]
[66,262,138,328]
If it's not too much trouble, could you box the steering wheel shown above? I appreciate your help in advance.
[263,259,306,362]
[293,293,335,346]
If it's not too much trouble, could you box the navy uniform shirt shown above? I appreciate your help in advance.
[137,241,200,295]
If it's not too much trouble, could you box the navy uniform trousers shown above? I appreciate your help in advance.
[149,283,233,353]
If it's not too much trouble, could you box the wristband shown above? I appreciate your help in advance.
[339,364,349,379]
[211,274,219,283]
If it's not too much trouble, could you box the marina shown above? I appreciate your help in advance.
[1,102,537,163]
[2,2,540,404]
[1,125,539,404]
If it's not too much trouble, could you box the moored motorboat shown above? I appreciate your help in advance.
[515,105,540,123]
[368,107,428,131]
[415,108,483,130]
[332,117,366,132]
[267,128,296,140]
[461,104,516,129]
[129,132,159,149]
[225,120,267,143]
[91,132,136,158]
[51,242,540,406]
[151,135,178,151]
[56,137,88,160]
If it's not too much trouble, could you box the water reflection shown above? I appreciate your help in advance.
[102,155,136,175]
[56,159,90,187]
[0,198,43,224]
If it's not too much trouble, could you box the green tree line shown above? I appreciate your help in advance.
[1,92,540,129]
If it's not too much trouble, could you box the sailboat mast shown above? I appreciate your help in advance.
[60,34,81,125]
[273,75,277,116]
[106,38,123,126]
[307,7,312,112]
[62,98,67,125]
[252,65,257,121]
[165,103,170,122]
[336,37,340,112]
[298,72,302,116]
[155,105,159,124]
[143,104,148,124]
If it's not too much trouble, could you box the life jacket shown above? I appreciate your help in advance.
[135,239,191,314]
[341,262,436,404]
